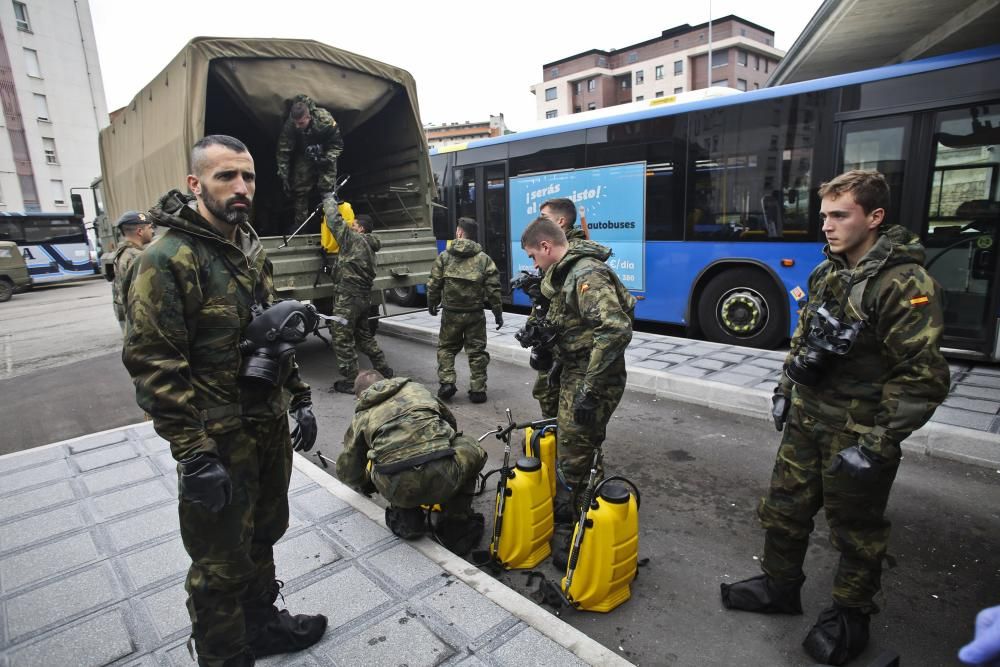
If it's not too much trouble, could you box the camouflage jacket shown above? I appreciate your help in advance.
[780,224,950,453]
[337,377,458,488]
[321,197,381,296]
[123,190,310,461]
[275,94,344,181]
[426,239,502,312]
[111,239,144,324]
[524,228,588,325]
[566,226,587,242]
[541,240,635,389]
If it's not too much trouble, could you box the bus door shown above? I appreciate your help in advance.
[455,162,511,295]
[920,104,1000,357]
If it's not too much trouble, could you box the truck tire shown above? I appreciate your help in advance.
[386,286,422,306]
[696,268,786,349]
[0,278,13,303]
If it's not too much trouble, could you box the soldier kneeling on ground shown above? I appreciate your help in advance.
[335,370,488,555]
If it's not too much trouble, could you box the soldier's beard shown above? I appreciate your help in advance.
[203,190,252,226]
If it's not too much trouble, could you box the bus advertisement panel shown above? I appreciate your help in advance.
[508,162,646,290]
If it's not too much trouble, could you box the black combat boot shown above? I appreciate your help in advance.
[553,486,576,525]
[385,506,427,539]
[438,383,457,400]
[720,573,805,614]
[244,580,327,658]
[550,524,574,571]
[468,391,487,403]
[330,379,355,394]
[218,649,254,666]
[434,512,485,555]
[802,603,870,665]
[376,366,394,378]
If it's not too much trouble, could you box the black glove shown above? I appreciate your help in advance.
[573,388,599,426]
[771,389,790,432]
[547,360,563,389]
[290,402,317,452]
[493,308,504,330]
[828,444,887,483]
[428,304,439,317]
[529,346,553,371]
[305,144,324,162]
[178,453,232,512]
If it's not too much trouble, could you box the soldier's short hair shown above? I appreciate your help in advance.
[457,217,478,240]
[818,170,889,215]
[540,198,577,226]
[520,217,567,249]
[290,101,309,121]
[354,214,373,233]
[354,369,384,397]
[190,135,249,176]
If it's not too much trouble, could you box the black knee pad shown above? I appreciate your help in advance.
[385,506,426,539]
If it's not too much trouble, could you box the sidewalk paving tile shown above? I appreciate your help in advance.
[3,480,75,519]
[0,444,65,473]
[290,485,351,520]
[1,531,102,592]
[689,358,730,371]
[668,366,710,378]
[73,442,140,472]
[321,608,455,666]
[367,542,442,592]
[140,582,190,639]
[105,503,179,551]
[963,373,1000,389]
[5,563,120,639]
[490,626,589,666]
[121,537,189,591]
[328,512,394,552]
[953,384,1000,402]
[90,478,173,522]
[287,565,391,633]
[422,578,513,639]
[706,371,764,387]
[929,406,995,431]
[0,457,73,495]
[5,608,134,667]
[271,531,342,580]
[0,503,87,553]
[68,430,129,453]
[81,458,160,495]
[943,396,999,414]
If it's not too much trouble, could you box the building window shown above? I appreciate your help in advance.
[674,87,683,94]
[550,67,559,77]
[627,51,638,64]
[23,48,41,78]
[573,105,582,113]
[51,179,65,205]
[699,33,705,41]
[545,87,557,101]
[737,50,748,66]
[673,39,679,48]
[33,93,49,121]
[13,1,30,32]
[766,37,772,46]
[655,91,664,98]
[635,70,644,85]
[545,110,558,119]
[42,137,58,164]
[764,59,770,73]
[620,78,630,89]
[712,50,728,68]
[597,56,607,67]
[655,65,663,80]
[712,79,728,87]
[587,78,596,91]
[587,102,597,110]
[740,28,747,36]
[753,82,760,89]
[674,60,683,75]
[574,81,582,94]
[635,95,644,101]
[736,79,748,91]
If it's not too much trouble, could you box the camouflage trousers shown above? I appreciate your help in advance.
[370,435,487,518]
[757,407,900,613]
[289,157,337,226]
[556,354,627,510]
[179,417,292,666]
[330,291,387,380]
[437,310,489,392]
[532,369,559,419]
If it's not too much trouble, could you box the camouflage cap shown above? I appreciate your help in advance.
[116,210,149,228]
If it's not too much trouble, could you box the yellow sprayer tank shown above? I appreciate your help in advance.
[523,425,557,499]
[493,457,553,569]
[562,482,639,612]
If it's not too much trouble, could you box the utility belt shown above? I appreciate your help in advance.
[441,304,485,313]
[370,447,455,475]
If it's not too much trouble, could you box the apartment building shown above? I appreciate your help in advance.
[0,0,107,216]
[424,114,510,148]
[531,15,784,120]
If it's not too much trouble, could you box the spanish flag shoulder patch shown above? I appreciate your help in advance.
[909,295,930,307]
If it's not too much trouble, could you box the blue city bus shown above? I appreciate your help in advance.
[424,45,1000,359]
[0,212,95,285]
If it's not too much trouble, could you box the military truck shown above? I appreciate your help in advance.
[95,37,437,312]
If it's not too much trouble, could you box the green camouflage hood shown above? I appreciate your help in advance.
[149,189,264,261]
[447,238,482,257]
[356,376,411,411]
[824,224,925,278]
[541,240,613,299]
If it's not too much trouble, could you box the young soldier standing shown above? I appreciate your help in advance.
[426,218,503,403]
[721,170,950,665]
[110,210,155,331]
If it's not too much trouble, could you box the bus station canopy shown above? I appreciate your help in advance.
[769,0,1000,85]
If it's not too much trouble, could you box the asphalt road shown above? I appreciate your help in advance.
[1,279,997,666]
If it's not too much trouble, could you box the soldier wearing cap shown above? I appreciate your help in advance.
[111,210,154,331]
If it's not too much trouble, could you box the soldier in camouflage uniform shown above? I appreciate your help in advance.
[426,218,502,403]
[321,198,393,394]
[276,94,344,226]
[122,136,326,667]
[110,210,154,331]
[721,171,950,666]
[521,217,635,566]
[531,198,588,418]
[337,370,488,553]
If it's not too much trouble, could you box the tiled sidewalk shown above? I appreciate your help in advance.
[0,424,629,667]
[380,311,1000,469]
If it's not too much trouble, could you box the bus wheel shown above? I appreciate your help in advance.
[697,268,786,349]
[386,286,422,306]
[0,278,12,303]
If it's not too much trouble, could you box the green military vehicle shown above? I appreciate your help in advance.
[0,240,30,302]
[95,37,437,311]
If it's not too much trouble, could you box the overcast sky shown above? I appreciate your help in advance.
[88,0,824,132]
